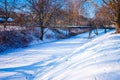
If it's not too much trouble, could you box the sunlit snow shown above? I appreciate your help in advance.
[0,29,120,80]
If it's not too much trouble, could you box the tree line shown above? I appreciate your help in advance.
[0,0,120,40]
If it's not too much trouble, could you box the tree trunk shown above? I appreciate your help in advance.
[39,0,44,41]
[95,25,98,35]
[4,22,7,31]
[115,21,120,33]
[40,27,44,40]
[104,26,107,33]
[89,27,92,39]
[39,20,44,40]
[4,18,8,31]
[115,10,120,33]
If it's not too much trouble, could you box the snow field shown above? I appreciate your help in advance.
[0,29,120,80]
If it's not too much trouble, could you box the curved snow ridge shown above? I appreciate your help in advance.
[37,33,120,80]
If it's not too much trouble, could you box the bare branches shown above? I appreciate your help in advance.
[101,0,120,33]
[102,0,109,5]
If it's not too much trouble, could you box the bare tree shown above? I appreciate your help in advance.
[95,5,113,33]
[102,0,120,33]
[27,0,65,40]
[65,0,87,26]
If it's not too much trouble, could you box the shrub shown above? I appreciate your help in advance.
[0,30,33,52]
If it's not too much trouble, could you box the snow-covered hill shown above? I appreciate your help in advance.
[0,30,120,80]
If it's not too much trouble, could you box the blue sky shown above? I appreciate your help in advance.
[84,0,103,18]
[0,0,103,18]
[94,0,103,6]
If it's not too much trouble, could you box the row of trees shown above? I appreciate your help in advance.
[95,0,120,33]
[0,0,89,40]
[0,0,120,40]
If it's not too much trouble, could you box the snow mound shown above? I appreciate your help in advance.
[0,30,120,80]
[38,32,120,80]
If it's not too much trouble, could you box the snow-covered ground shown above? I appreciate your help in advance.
[0,25,26,31]
[0,29,120,80]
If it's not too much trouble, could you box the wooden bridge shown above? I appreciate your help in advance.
[44,25,90,29]
[44,25,115,29]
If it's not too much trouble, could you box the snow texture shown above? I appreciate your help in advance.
[0,29,120,80]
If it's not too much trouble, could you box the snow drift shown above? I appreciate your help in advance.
[0,30,120,80]
[36,31,120,80]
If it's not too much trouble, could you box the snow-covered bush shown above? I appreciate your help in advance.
[48,28,67,39]
[0,30,33,52]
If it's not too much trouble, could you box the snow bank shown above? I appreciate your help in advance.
[0,30,120,80]
[36,31,120,80]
